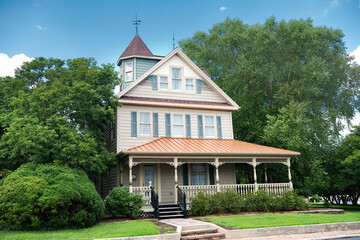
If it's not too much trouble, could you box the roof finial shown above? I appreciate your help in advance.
[132,13,141,35]
[173,31,175,50]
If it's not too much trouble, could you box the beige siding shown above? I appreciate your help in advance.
[219,163,236,184]
[125,55,227,103]
[160,164,176,203]
[101,168,117,198]
[117,105,233,152]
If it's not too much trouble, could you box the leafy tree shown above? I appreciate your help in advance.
[0,57,120,177]
[179,17,360,193]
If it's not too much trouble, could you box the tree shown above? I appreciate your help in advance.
[0,57,120,177]
[179,17,360,193]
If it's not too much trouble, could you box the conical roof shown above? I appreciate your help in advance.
[119,34,153,59]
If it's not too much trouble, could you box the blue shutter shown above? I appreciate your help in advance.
[216,116,222,139]
[153,113,159,137]
[197,115,203,138]
[183,164,189,186]
[196,79,202,94]
[209,165,215,185]
[131,112,137,137]
[185,114,191,138]
[165,113,171,137]
[152,75,158,90]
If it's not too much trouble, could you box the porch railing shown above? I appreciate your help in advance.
[150,186,159,219]
[179,185,217,202]
[258,183,291,195]
[219,184,255,194]
[132,186,151,206]
[176,186,188,218]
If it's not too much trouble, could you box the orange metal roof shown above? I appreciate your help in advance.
[123,137,300,156]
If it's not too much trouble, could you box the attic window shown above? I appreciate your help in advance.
[186,79,194,92]
[125,62,133,82]
[172,68,182,90]
[160,76,168,90]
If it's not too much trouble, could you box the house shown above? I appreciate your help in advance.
[99,34,300,212]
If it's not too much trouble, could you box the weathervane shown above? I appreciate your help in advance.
[132,13,141,34]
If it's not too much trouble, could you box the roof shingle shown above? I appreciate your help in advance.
[120,34,153,59]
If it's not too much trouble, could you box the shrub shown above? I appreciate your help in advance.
[189,192,213,216]
[104,186,143,219]
[0,163,104,230]
[280,190,309,211]
[212,190,244,214]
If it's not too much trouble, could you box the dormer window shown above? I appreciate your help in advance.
[125,62,133,82]
[172,68,182,90]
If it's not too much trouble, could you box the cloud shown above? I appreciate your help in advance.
[350,45,360,64]
[330,0,341,7]
[219,6,227,11]
[35,25,46,30]
[0,53,33,77]
[322,8,329,16]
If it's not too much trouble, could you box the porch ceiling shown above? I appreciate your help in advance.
[122,137,300,157]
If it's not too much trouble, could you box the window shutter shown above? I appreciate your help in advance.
[165,113,171,137]
[153,112,159,137]
[152,75,158,90]
[196,79,202,94]
[209,165,215,185]
[216,116,222,139]
[197,115,203,138]
[131,112,137,137]
[185,114,191,138]
[183,163,189,186]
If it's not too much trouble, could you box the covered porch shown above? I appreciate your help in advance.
[119,137,299,206]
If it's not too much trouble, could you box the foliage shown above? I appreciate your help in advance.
[0,57,120,177]
[0,163,104,230]
[104,186,143,219]
[0,220,160,240]
[190,190,307,216]
[179,17,360,194]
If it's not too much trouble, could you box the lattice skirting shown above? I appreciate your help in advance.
[139,212,154,218]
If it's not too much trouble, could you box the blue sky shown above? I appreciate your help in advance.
[0,0,359,67]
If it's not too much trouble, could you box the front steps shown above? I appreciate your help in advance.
[181,227,226,240]
[158,203,185,219]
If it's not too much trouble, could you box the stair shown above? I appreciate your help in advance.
[158,203,184,219]
[181,227,226,240]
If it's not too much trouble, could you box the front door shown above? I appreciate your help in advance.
[144,165,155,187]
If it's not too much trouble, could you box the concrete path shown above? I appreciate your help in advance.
[160,218,210,227]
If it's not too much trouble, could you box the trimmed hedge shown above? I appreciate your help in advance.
[0,163,104,230]
[104,186,143,219]
[190,189,308,216]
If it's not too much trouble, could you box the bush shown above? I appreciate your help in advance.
[212,190,244,214]
[243,190,276,212]
[189,192,213,216]
[104,186,143,219]
[0,163,104,230]
[279,190,309,211]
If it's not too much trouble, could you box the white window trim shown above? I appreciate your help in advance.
[204,115,216,138]
[188,163,209,186]
[171,66,183,91]
[125,62,133,82]
[138,112,152,137]
[185,78,195,93]
[158,74,169,90]
[172,114,184,137]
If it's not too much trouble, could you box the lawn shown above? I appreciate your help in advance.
[203,204,360,229]
[0,220,161,240]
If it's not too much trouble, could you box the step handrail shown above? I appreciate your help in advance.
[150,186,159,219]
[176,185,188,218]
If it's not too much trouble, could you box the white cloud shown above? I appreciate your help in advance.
[219,6,227,11]
[350,45,360,64]
[322,8,329,16]
[0,53,33,77]
[330,0,341,7]
[35,25,46,30]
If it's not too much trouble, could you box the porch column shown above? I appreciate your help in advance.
[129,156,133,193]
[252,158,258,192]
[287,158,293,189]
[215,158,220,192]
[120,162,124,186]
[264,164,268,183]
[174,157,178,203]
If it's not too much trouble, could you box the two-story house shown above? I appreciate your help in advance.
[99,34,299,215]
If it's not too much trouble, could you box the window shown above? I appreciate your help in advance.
[186,79,194,92]
[160,76,168,90]
[125,62,133,82]
[139,113,150,135]
[205,116,215,137]
[191,163,206,185]
[110,122,115,141]
[172,68,182,90]
[173,114,184,137]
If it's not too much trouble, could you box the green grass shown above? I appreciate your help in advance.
[203,205,360,229]
[0,220,160,240]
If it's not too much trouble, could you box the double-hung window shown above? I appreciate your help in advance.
[173,114,184,137]
[186,78,194,92]
[172,68,182,90]
[160,76,168,90]
[139,113,150,136]
[125,62,133,82]
[191,163,207,185]
[204,116,215,138]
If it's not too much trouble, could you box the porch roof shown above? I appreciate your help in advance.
[122,137,300,157]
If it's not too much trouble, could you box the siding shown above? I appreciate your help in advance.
[136,58,159,80]
[101,168,117,198]
[125,55,227,103]
[219,163,236,184]
[160,164,176,203]
[117,105,233,152]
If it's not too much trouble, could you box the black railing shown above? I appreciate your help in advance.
[150,186,159,219]
[177,186,188,218]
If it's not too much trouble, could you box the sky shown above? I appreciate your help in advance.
[0,0,359,131]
